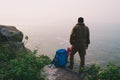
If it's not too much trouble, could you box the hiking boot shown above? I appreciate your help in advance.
[67,65,73,69]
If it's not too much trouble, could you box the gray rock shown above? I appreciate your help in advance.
[0,25,23,42]
[43,65,81,80]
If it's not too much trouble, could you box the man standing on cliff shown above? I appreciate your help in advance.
[68,17,90,69]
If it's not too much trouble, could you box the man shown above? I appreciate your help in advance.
[68,17,90,69]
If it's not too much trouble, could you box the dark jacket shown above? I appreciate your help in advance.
[70,22,90,49]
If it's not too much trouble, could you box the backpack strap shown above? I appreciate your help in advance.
[48,58,56,68]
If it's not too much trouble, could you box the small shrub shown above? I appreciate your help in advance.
[79,64,100,80]
[98,64,120,80]
[0,44,51,80]
[79,64,120,80]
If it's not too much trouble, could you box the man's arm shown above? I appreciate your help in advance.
[70,27,76,45]
[87,27,90,44]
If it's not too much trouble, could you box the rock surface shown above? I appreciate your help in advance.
[0,25,23,42]
[0,25,27,53]
[44,65,81,80]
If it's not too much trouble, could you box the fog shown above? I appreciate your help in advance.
[0,0,120,26]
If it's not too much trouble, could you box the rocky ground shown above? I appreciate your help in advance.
[44,64,82,80]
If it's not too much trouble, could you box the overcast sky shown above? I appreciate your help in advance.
[0,0,120,25]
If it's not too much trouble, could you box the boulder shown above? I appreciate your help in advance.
[0,25,23,42]
[0,25,31,58]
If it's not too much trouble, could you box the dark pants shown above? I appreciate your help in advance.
[69,46,86,67]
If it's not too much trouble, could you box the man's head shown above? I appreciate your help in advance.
[78,17,84,23]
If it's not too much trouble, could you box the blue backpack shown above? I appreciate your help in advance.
[51,49,68,67]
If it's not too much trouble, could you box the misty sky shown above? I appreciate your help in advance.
[0,0,120,25]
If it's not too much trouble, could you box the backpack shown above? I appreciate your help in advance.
[51,49,68,67]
